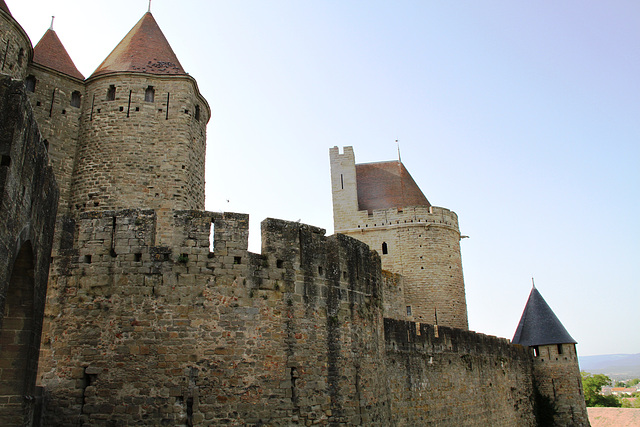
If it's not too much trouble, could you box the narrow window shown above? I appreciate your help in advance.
[106,85,116,101]
[70,91,81,108]
[406,306,412,316]
[17,48,24,66]
[233,256,241,265]
[557,344,563,355]
[340,173,344,189]
[209,220,215,252]
[533,346,539,357]
[195,105,200,121]
[145,85,155,102]
[382,242,388,254]
[25,75,36,92]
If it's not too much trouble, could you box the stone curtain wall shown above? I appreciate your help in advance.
[384,318,536,426]
[40,211,392,425]
[0,77,58,426]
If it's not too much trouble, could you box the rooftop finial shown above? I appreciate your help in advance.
[148,0,152,13]
[396,139,402,163]
[532,277,536,289]
[49,16,54,30]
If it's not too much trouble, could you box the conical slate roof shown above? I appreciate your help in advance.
[33,29,84,80]
[512,286,576,347]
[91,12,185,77]
[0,0,11,16]
[355,161,431,212]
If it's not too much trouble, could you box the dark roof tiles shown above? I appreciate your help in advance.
[512,287,576,347]
[0,0,11,16]
[355,161,430,212]
[33,29,84,80]
[92,12,185,77]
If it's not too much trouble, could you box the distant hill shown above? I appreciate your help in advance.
[579,353,640,380]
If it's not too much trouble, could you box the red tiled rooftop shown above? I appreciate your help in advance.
[33,29,84,80]
[92,12,185,77]
[355,161,430,212]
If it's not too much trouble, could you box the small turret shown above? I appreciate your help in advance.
[513,285,590,426]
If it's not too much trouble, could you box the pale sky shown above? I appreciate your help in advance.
[9,1,639,357]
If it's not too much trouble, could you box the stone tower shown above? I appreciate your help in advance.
[0,0,31,80]
[25,21,85,217]
[71,12,209,242]
[329,146,468,329]
[512,286,590,426]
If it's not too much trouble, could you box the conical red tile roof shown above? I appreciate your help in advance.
[91,12,185,77]
[33,29,84,80]
[0,0,11,16]
[355,161,431,211]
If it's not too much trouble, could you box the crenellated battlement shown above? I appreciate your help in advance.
[50,209,383,307]
[344,205,460,234]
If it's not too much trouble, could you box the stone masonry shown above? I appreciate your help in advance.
[0,2,590,425]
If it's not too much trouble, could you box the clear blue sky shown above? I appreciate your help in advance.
[10,1,639,357]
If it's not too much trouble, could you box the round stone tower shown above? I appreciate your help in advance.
[512,286,590,426]
[0,0,32,80]
[330,146,468,329]
[71,12,210,230]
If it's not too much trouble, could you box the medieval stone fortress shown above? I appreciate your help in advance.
[0,1,590,425]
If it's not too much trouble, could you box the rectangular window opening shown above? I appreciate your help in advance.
[557,344,563,355]
[234,256,242,265]
[533,346,539,357]
[276,259,284,268]
[209,221,215,252]
[84,255,92,264]
[406,306,412,316]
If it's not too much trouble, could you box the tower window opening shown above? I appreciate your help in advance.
[145,86,155,102]
[71,91,82,108]
[557,344,563,355]
[209,221,215,252]
[533,346,539,357]
[406,306,412,316]
[340,174,344,189]
[25,75,36,92]
[195,105,201,121]
[17,48,24,66]
[382,242,388,255]
[107,85,116,101]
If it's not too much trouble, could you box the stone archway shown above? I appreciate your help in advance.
[0,241,35,425]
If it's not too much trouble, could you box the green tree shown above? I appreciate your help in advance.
[581,372,621,407]
[628,378,640,387]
